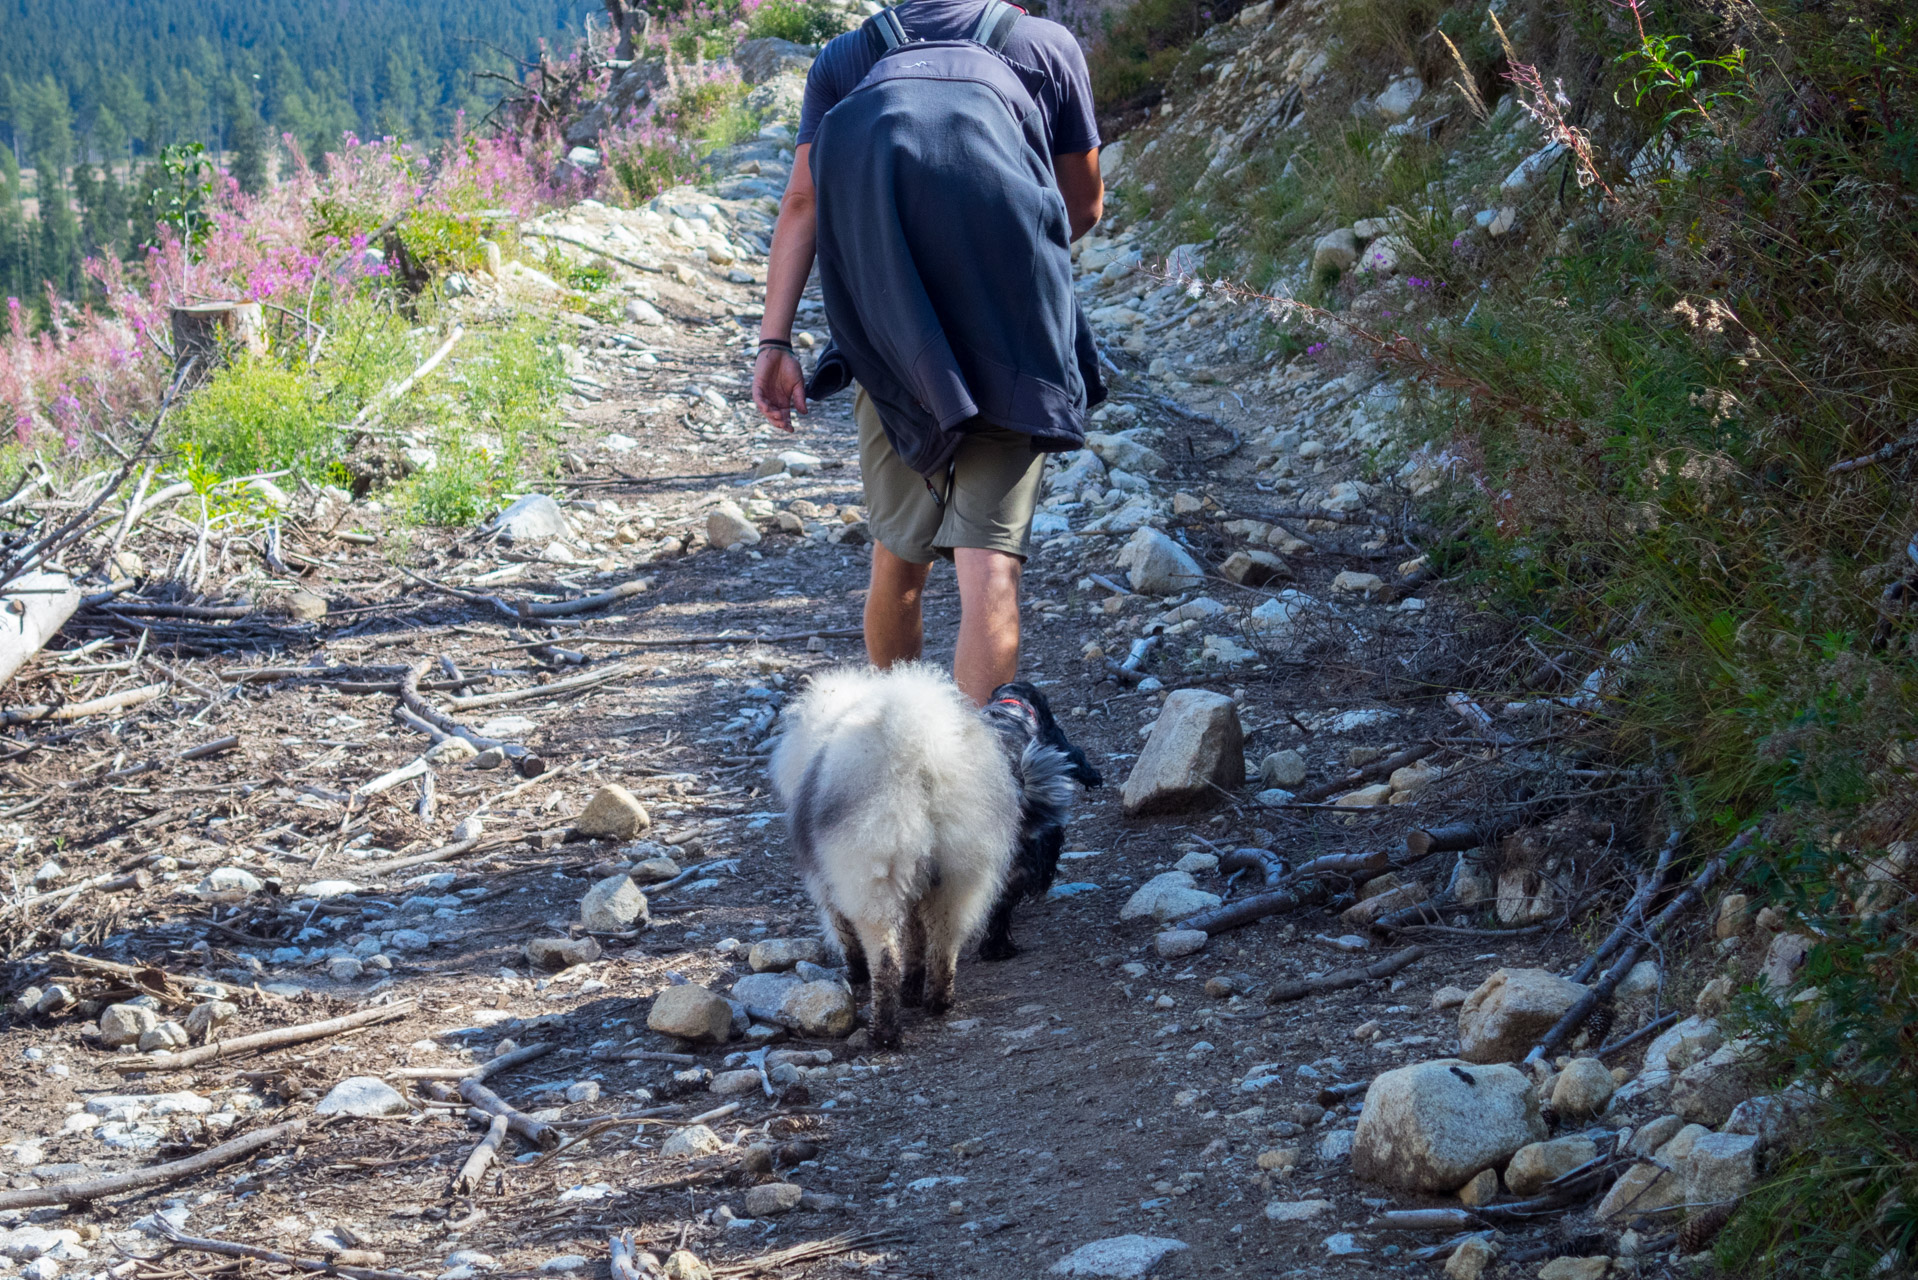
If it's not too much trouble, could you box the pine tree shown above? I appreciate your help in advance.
[226,76,267,193]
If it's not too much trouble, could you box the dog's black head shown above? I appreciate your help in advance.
[986,680,1103,788]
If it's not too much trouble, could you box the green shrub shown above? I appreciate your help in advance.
[1090,0,1250,112]
[746,0,846,47]
[167,357,330,479]
[397,210,487,274]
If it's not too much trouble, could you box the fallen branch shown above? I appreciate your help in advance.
[393,1042,554,1082]
[450,1114,509,1195]
[99,735,240,783]
[1176,850,1391,935]
[397,665,544,776]
[710,1231,907,1278]
[1827,421,1918,475]
[1570,828,1679,984]
[1103,634,1162,686]
[1295,741,1436,804]
[0,1119,303,1209]
[152,1220,420,1280]
[1219,847,1287,891]
[552,627,864,650]
[590,1047,699,1065]
[1599,1010,1679,1059]
[1,681,165,725]
[445,662,630,712]
[401,567,644,626]
[5,870,152,916]
[1404,819,1517,858]
[46,950,240,1000]
[1524,830,1754,1065]
[116,1000,415,1073]
[348,326,464,440]
[359,833,517,878]
[458,1076,561,1150]
[1265,945,1427,1004]
[609,1230,647,1280]
[0,572,82,685]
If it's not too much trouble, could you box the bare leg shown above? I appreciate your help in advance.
[901,907,929,1008]
[953,547,1022,706]
[828,911,868,985]
[866,544,931,669]
[857,921,904,1050]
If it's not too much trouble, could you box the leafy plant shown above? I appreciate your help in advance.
[148,141,216,248]
[1615,0,1751,140]
[745,0,845,46]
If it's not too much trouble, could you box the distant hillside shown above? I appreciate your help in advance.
[0,0,600,165]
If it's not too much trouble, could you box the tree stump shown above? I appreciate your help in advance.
[170,302,266,379]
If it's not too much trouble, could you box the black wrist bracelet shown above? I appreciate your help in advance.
[758,338,795,352]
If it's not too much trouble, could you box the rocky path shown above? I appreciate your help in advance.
[0,153,1716,1280]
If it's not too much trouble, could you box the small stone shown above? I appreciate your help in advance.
[660,1125,726,1159]
[710,1069,764,1096]
[663,1252,711,1280]
[565,1081,601,1104]
[495,494,572,544]
[327,957,364,982]
[1456,1167,1499,1206]
[195,866,264,896]
[1330,570,1386,598]
[777,981,856,1037]
[1120,690,1245,816]
[1256,1148,1300,1171]
[1336,783,1394,807]
[1154,929,1209,959]
[1444,1237,1496,1280]
[748,938,829,972]
[1628,1114,1685,1157]
[1457,968,1589,1064]
[1120,871,1222,924]
[1264,1199,1332,1222]
[1260,749,1308,789]
[1680,1131,1759,1207]
[1173,851,1219,874]
[1351,1059,1546,1191]
[624,298,665,326]
[1049,1236,1190,1277]
[1713,892,1752,939]
[428,737,479,764]
[649,984,734,1044]
[137,1021,189,1052]
[1115,527,1204,596]
[316,1077,411,1117]
[628,856,682,884]
[580,874,649,931]
[525,936,602,970]
[99,1004,159,1047]
[1312,229,1359,276]
[575,785,651,840]
[1760,931,1812,994]
[1219,549,1291,586]
[282,590,329,622]
[1430,986,1470,1010]
[472,746,508,770]
[1341,881,1428,927]
[1695,976,1735,1015]
[1504,1136,1598,1196]
[1671,1041,1762,1125]
[1495,868,1557,925]
[1614,959,1661,1002]
[1551,1058,1616,1116]
[539,1256,590,1274]
[742,1182,803,1218]
[1537,1259,1612,1280]
[1593,1161,1683,1221]
[707,503,761,550]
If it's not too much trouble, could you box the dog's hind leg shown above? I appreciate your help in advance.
[918,892,970,1016]
[976,887,1020,962]
[901,906,929,1008]
[854,920,905,1050]
[827,910,869,985]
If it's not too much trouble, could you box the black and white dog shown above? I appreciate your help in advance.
[977,680,1102,960]
[770,664,1098,1048]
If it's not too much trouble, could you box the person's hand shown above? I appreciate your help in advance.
[752,346,807,432]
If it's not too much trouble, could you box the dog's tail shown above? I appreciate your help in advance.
[1016,740,1080,827]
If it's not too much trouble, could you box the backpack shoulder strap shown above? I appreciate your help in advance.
[971,0,1023,51]
[864,6,912,55]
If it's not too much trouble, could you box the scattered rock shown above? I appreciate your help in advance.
[1049,1236,1190,1277]
[1759,932,1812,994]
[1085,432,1168,476]
[1263,1200,1332,1222]
[1456,968,1588,1064]
[1443,1237,1496,1280]
[100,1003,160,1047]
[580,874,649,931]
[1504,1136,1598,1196]
[1628,1114,1685,1157]
[178,1000,231,1043]
[575,785,651,840]
[1671,1040,1762,1125]
[525,936,602,970]
[1713,892,1752,939]
[1550,1058,1616,1117]
[660,1125,726,1159]
[1373,76,1424,120]
[1115,527,1205,596]
[648,984,734,1044]
[1330,570,1386,598]
[710,1069,764,1097]
[1312,229,1359,276]
[1154,929,1209,959]
[1120,689,1245,815]
[495,495,572,544]
[1350,1058,1546,1191]
[1220,549,1290,586]
[1495,868,1557,926]
[1341,881,1428,927]
[1430,986,1470,1011]
[742,1182,803,1218]
[1120,872,1223,924]
[1455,1168,1498,1206]
[137,1021,189,1052]
[663,1251,712,1280]
[1680,1131,1759,1207]
[194,866,264,897]
[707,502,762,550]
[748,938,829,972]
[316,1077,411,1118]
[776,981,857,1038]
[1336,783,1393,807]
[1537,1259,1611,1280]
[628,855,683,884]
[1593,1161,1683,1221]
[280,590,329,622]
[1260,749,1308,789]
[1614,959,1661,1002]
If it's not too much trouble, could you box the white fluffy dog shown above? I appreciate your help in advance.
[770,663,1019,1048]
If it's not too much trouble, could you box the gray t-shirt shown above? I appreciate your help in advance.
[795,0,1100,155]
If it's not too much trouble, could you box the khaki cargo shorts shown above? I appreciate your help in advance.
[855,385,1046,564]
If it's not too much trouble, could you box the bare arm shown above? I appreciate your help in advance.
[1053,148,1103,242]
[752,143,818,432]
